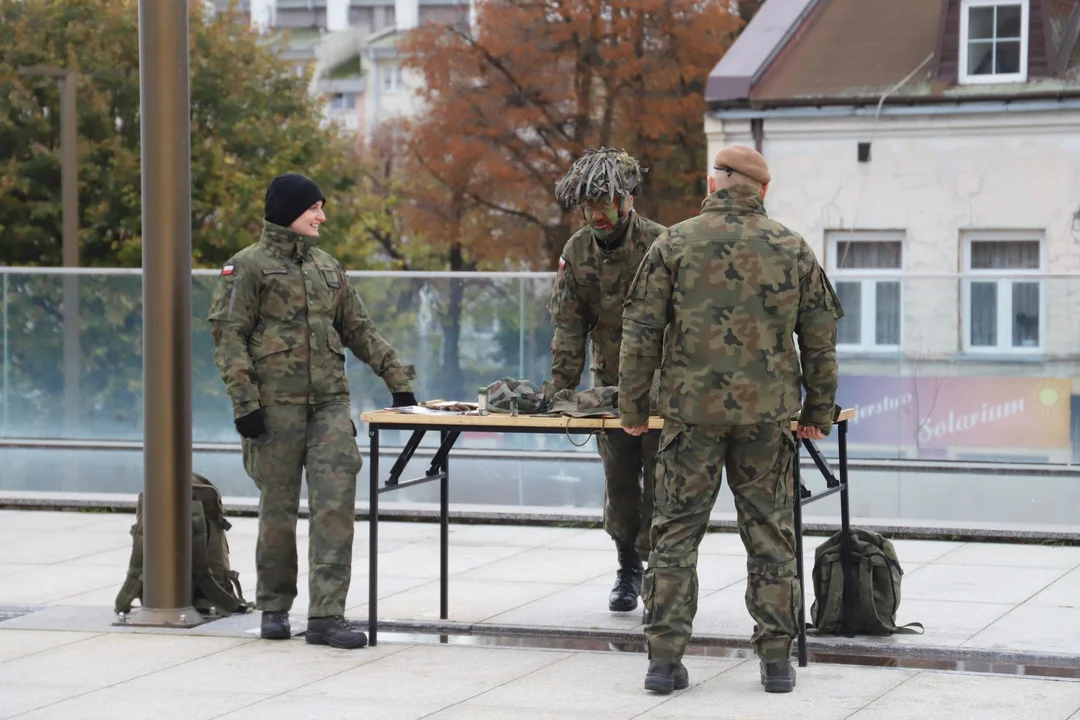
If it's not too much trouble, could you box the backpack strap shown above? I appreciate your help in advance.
[808,552,847,635]
[113,499,145,615]
[892,622,925,634]
[228,570,252,610]
[191,503,246,614]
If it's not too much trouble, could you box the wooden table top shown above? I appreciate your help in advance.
[360,407,855,431]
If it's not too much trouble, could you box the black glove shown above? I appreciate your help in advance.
[391,392,418,408]
[235,408,267,439]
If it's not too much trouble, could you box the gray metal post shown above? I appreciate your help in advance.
[518,278,525,379]
[16,66,81,434]
[60,71,81,434]
[124,0,202,628]
[2,271,7,435]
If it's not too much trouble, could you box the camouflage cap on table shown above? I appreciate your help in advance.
[485,378,551,414]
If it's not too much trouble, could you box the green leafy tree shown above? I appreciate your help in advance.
[0,0,400,445]
[0,0,376,269]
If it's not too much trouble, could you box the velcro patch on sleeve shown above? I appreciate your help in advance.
[221,265,234,276]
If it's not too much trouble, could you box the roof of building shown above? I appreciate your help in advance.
[706,0,1080,110]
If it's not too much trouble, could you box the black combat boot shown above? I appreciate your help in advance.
[643,659,689,694]
[305,615,368,649]
[760,659,796,693]
[260,610,291,640]
[608,541,643,612]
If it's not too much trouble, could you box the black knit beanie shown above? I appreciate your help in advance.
[264,173,327,228]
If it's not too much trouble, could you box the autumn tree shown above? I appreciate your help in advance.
[0,0,377,269]
[398,0,744,269]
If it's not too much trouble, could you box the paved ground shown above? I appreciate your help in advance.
[3,630,1080,719]
[2,510,1079,658]
[2,509,1080,718]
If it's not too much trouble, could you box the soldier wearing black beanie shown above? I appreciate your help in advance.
[206,170,419,651]
[264,172,328,229]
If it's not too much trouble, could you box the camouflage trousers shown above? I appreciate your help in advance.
[642,420,800,663]
[597,429,660,559]
[242,401,363,618]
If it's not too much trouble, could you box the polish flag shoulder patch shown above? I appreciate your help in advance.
[221,265,235,276]
[558,256,566,271]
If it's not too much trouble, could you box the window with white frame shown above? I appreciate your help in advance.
[382,63,404,93]
[330,92,356,111]
[826,231,903,352]
[962,232,1043,353]
[959,0,1028,83]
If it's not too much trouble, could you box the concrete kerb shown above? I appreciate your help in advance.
[2,491,1080,544]
[368,618,1080,671]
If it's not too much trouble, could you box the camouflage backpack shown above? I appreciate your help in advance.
[809,528,923,636]
[485,378,551,414]
[114,473,252,617]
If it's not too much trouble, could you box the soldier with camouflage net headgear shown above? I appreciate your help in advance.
[547,147,667,616]
[619,146,843,695]
[207,172,418,651]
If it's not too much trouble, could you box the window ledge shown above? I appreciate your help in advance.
[952,352,1047,363]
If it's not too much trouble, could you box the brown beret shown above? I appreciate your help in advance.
[712,145,771,185]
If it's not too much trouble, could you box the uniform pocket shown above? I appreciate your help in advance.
[772,426,798,508]
[242,429,274,486]
[653,423,688,514]
[327,329,346,357]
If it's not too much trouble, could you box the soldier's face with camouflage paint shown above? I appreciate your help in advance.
[583,196,632,236]
[289,201,326,237]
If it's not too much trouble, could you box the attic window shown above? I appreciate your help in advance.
[959,0,1029,84]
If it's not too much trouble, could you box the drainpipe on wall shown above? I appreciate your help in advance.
[751,117,764,153]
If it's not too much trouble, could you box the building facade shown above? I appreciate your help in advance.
[705,0,1080,462]
[212,0,471,140]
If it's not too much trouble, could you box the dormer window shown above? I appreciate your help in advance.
[959,0,1029,83]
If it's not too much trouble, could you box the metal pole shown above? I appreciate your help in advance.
[2,272,8,435]
[124,0,201,628]
[518,278,525,378]
[60,72,80,436]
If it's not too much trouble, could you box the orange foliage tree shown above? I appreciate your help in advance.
[396,0,744,270]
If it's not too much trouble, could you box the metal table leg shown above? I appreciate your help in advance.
[368,425,379,646]
[440,430,450,620]
[838,420,855,638]
[794,442,808,668]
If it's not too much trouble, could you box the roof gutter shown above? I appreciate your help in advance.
[710,97,1080,119]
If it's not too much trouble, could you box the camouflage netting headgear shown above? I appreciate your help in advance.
[554,148,646,210]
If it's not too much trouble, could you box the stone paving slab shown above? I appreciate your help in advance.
[2,510,1080,664]
[1,630,1079,720]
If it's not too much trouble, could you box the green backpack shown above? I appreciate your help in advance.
[809,528,923,636]
[114,473,253,617]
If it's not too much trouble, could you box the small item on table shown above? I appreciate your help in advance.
[509,394,519,417]
[477,387,489,416]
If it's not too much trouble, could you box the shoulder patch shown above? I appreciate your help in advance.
[262,267,287,276]
[558,256,566,271]
[221,265,234,276]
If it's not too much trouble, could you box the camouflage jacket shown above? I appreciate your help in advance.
[618,187,843,431]
[547,211,667,390]
[206,222,416,419]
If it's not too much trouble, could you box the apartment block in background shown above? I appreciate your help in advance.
[211,0,471,140]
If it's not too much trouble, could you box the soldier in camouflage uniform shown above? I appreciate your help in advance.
[207,173,418,649]
[618,146,842,694]
[547,148,667,615]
